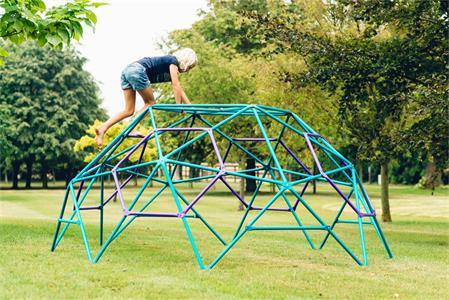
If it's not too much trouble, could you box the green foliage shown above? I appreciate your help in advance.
[74,119,157,163]
[0,0,106,64]
[162,0,344,170]
[234,0,448,171]
[0,42,106,176]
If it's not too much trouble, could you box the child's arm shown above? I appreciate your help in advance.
[180,89,191,104]
[169,64,188,104]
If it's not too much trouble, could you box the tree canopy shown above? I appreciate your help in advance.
[0,0,105,64]
[0,42,106,187]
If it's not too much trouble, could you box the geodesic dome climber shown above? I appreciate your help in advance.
[51,104,393,269]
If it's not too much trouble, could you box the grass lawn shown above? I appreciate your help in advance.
[0,182,448,299]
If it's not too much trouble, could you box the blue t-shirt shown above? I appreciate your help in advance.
[137,55,179,83]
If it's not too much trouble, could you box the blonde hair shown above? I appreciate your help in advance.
[173,48,197,72]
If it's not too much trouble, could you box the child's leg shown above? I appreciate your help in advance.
[95,89,136,146]
[131,86,156,117]
[138,86,156,106]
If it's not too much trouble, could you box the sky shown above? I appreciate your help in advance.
[49,0,208,116]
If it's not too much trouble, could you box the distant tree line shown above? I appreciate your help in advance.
[0,42,106,188]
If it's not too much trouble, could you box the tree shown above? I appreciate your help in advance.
[0,0,105,64]
[172,1,345,198]
[232,0,448,221]
[0,42,106,188]
[160,28,259,198]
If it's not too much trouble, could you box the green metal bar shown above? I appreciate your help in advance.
[232,115,290,239]
[69,184,93,262]
[319,189,354,249]
[174,189,227,246]
[327,230,363,266]
[353,168,368,265]
[288,187,363,265]
[337,220,372,225]
[231,167,271,239]
[270,167,353,187]
[170,115,196,178]
[268,169,316,249]
[225,169,281,185]
[319,201,347,250]
[163,106,253,160]
[196,115,266,166]
[166,159,220,173]
[111,185,169,241]
[100,167,104,246]
[173,174,217,184]
[370,216,394,258]
[54,170,102,247]
[318,146,353,182]
[126,164,161,212]
[75,108,150,178]
[73,170,112,183]
[207,189,286,269]
[247,225,327,231]
[290,165,352,186]
[57,218,79,224]
[115,160,158,173]
[51,187,70,251]
[160,160,205,269]
[94,216,127,263]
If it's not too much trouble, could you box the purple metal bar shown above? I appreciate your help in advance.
[112,131,153,172]
[222,141,232,163]
[304,133,374,217]
[219,177,249,207]
[81,134,151,211]
[278,141,312,210]
[232,137,277,142]
[127,133,145,138]
[279,141,312,174]
[250,206,290,211]
[179,173,223,217]
[126,212,179,217]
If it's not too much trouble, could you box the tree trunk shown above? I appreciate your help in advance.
[65,167,72,187]
[380,162,392,222]
[421,160,442,195]
[25,160,33,189]
[188,166,194,189]
[12,160,20,189]
[245,157,256,192]
[41,161,48,189]
[312,164,317,194]
[368,165,372,183]
[357,161,363,182]
[238,156,245,211]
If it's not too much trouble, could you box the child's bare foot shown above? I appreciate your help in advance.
[95,127,105,147]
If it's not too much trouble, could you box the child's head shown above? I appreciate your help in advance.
[173,48,197,72]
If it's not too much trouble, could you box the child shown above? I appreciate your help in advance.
[95,48,197,146]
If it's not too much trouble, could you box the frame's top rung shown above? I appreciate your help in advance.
[150,104,290,117]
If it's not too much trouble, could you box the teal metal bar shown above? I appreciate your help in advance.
[69,184,93,262]
[247,225,327,231]
[207,189,286,269]
[196,115,266,166]
[268,168,316,249]
[160,160,205,269]
[52,104,392,269]
[174,189,227,246]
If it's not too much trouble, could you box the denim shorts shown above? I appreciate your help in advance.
[120,62,150,90]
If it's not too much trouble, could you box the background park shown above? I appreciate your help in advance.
[0,0,448,299]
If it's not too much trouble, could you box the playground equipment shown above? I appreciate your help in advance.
[51,104,393,269]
